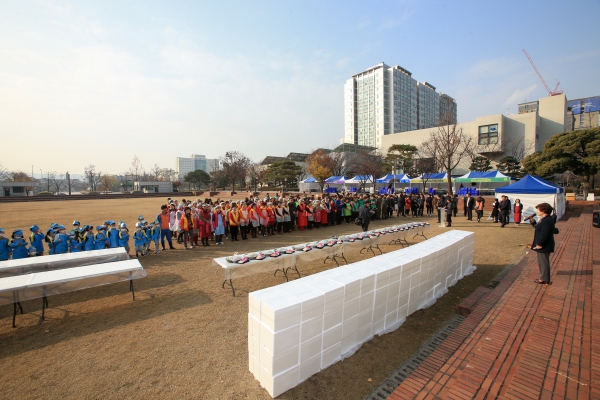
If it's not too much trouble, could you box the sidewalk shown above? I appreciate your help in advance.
[387,207,598,399]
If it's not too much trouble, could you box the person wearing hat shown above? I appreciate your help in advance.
[81,225,95,251]
[9,229,29,259]
[53,225,69,254]
[118,223,131,255]
[239,203,249,240]
[29,225,45,256]
[133,223,148,257]
[73,220,81,232]
[106,221,120,248]
[0,228,10,261]
[148,221,161,254]
[94,225,108,250]
[69,230,83,253]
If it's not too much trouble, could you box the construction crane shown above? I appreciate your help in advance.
[522,49,563,96]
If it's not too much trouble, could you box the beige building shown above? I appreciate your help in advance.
[379,94,568,175]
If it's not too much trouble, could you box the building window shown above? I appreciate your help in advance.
[13,187,24,193]
[478,124,499,145]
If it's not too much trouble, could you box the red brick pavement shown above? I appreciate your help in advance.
[388,207,598,400]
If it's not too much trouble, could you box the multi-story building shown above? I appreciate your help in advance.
[174,154,218,180]
[417,82,439,129]
[439,93,457,125]
[567,96,600,130]
[343,62,455,148]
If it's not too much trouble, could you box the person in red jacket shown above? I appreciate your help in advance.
[198,204,212,247]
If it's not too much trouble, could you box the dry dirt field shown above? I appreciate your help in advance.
[0,197,533,399]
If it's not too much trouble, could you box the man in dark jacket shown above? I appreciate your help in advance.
[529,202,555,284]
[498,196,511,227]
[463,195,468,216]
[358,202,373,232]
[466,193,475,220]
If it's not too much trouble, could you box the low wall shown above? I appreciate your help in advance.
[248,230,475,398]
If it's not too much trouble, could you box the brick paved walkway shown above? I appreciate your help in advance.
[388,207,598,399]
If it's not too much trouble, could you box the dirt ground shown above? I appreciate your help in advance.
[0,198,533,399]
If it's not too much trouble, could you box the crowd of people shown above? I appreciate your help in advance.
[0,190,529,261]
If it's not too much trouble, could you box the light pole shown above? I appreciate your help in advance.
[31,165,34,180]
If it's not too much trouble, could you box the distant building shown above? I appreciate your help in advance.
[567,96,600,130]
[343,62,457,148]
[381,94,569,175]
[174,154,218,180]
[0,181,41,197]
[134,181,173,193]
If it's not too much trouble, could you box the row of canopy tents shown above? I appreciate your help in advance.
[299,170,513,192]
[300,172,566,220]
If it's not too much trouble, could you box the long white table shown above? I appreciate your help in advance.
[248,230,474,397]
[0,248,129,278]
[0,259,147,327]
[212,223,432,296]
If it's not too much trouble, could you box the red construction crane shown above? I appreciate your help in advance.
[522,49,563,96]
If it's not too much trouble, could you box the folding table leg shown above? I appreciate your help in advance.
[130,281,136,301]
[41,297,49,321]
[222,279,235,296]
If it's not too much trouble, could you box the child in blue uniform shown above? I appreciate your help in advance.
[149,222,161,254]
[69,230,83,253]
[81,225,95,251]
[9,229,29,259]
[107,221,120,249]
[94,226,108,250]
[0,228,10,261]
[53,225,69,254]
[27,246,38,257]
[29,225,45,256]
[142,220,151,255]
[118,223,130,256]
[133,223,147,257]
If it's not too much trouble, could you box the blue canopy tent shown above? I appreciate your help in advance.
[495,175,566,221]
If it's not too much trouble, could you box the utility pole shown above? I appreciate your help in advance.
[66,172,71,195]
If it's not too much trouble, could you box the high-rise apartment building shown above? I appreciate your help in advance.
[174,154,219,180]
[343,62,456,148]
[439,94,458,124]
[417,82,439,129]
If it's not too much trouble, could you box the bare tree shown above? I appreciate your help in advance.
[0,162,10,181]
[149,164,162,181]
[420,121,474,195]
[349,151,386,192]
[49,172,65,194]
[503,137,536,163]
[100,174,117,193]
[129,155,144,183]
[84,165,102,192]
[247,162,267,192]
[220,151,250,192]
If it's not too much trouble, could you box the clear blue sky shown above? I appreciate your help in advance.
[2,0,599,176]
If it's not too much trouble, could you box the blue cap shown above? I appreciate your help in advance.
[73,220,80,225]
[69,230,76,235]
[30,225,40,232]
[0,227,4,233]
[46,228,53,234]
[120,223,127,228]
[79,227,87,233]
[28,246,37,253]
[13,229,23,236]
[58,225,65,230]
[135,222,143,228]
[51,223,59,229]
[96,225,104,231]
[138,215,144,220]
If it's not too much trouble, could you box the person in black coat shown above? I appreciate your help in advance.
[528,203,556,284]
[491,198,500,223]
[463,195,468,216]
[465,193,475,220]
[358,203,373,232]
[498,195,511,227]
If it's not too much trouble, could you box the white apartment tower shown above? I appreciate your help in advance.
[343,62,456,148]
[417,82,439,129]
